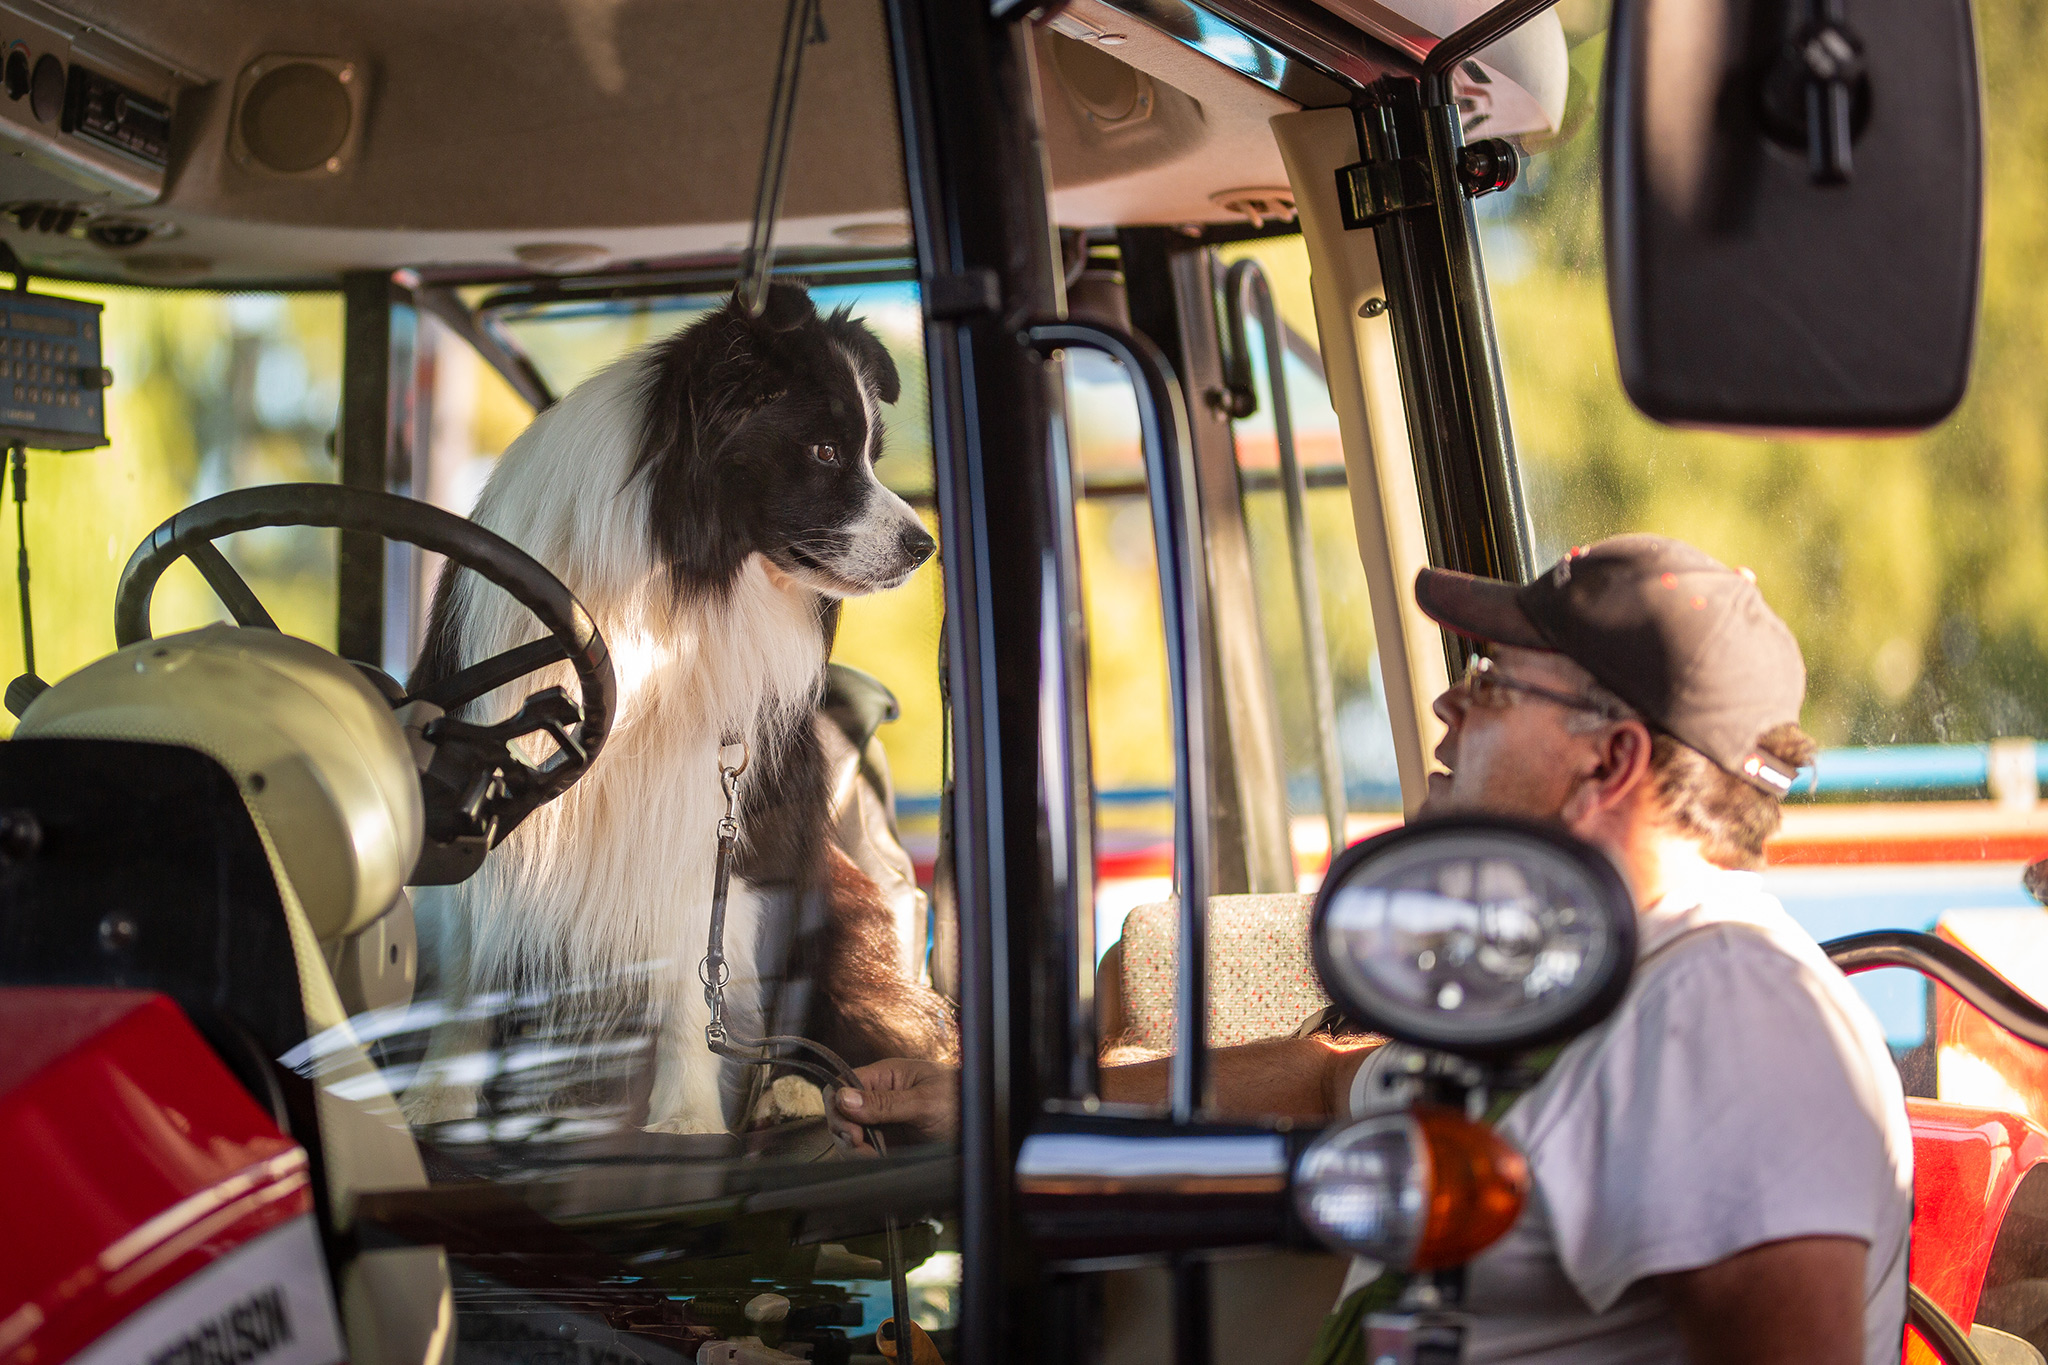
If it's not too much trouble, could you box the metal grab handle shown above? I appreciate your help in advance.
[1420,0,1564,104]
[1029,321,1215,1121]
[1909,1284,1989,1365]
[1221,259,1349,862]
[1825,929,2048,1050]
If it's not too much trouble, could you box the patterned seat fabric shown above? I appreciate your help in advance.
[1117,894,1330,1051]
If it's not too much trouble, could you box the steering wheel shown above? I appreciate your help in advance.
[114,483,615,884]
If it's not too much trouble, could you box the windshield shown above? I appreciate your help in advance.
[385,277,956,1358]
[0,287,341,709]
[0,20,964,1363]
[1481,0,2048,1103]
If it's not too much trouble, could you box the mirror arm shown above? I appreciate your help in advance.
[1420,0,1564,106]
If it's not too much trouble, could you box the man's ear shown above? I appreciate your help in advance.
[1574,719,1656,817]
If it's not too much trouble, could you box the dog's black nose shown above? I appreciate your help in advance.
[899,522,937,569]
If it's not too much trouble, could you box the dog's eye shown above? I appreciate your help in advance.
[809,443,839,466]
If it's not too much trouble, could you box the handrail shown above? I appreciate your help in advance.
[1420,0,1564,104]
[1824,929,2048,1050]
[1035,334,1099,1098]
[1030,321,1214,1121]
[1222,259,1348,861]
[1908,1284,1988,1365]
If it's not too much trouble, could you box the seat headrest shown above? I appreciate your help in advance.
[17,625,423,940]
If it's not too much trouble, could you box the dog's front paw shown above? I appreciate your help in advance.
[752,1074,827,1126]
[643,1113,730,1136]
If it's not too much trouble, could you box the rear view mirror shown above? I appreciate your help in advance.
[1602,0,1983,431]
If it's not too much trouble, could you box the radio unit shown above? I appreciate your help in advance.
[0,0,191,207]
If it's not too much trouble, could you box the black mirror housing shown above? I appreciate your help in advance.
[1602,0,1983,432]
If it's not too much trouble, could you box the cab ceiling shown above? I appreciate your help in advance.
[0,0,1316,287]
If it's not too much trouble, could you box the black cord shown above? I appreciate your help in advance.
[11,444,31,680]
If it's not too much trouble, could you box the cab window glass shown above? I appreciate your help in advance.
[293,23,960,1359]
[0,286,340,717]
[1073,237,1402,1068]
[0,12,963,1365]
[366,266,956,1346]
[1481,0,2048,1093]
[1217,236,1404,858]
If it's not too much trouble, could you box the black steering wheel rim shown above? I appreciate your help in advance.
[113,482,615,813]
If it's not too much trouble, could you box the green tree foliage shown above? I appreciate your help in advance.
[0,288,341,733]
[1495,1,2048,747]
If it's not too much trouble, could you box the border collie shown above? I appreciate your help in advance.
[408,284,955,1136]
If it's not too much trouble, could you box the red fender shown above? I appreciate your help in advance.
[0,988,345,1365]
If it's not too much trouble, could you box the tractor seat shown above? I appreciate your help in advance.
[1103,894,1331,1053]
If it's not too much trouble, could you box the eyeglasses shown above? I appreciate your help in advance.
[1456,654,1625,719]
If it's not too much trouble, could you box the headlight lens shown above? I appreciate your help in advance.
[1292,1110,1428,1266]
[1311,816,1636,1055]
[1293,1105,1530,1270]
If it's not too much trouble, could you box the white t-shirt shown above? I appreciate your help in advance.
[1342,867,1914,1364]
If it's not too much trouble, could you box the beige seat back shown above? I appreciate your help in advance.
[1115,894,1329,1050]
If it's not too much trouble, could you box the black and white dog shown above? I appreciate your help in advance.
[408,284,954,1136]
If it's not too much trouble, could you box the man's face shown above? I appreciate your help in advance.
[1419,644,1610,822]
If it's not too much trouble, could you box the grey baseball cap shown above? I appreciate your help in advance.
[1414,535,1807,796]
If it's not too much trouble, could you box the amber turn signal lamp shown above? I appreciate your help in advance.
[1411,1103,1530,1270]
[1293,1103,1530,1270]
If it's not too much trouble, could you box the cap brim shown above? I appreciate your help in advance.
[1413,567,1550,649]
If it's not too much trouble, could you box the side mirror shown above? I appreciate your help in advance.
[1310,815,1636,1056]
[1602,0,1982,431]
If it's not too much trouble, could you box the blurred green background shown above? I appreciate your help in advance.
[4,0,2043,803]
[1490,0,2048,750]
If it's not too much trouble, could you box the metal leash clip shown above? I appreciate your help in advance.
[693,733,919,1357]
[701,741,748,1045]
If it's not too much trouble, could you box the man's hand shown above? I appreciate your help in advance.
[1099,1035,1378,1120]
[830,1057,960,1152]
[1663,1236,1865,1365]
[826,1037,1378,1153]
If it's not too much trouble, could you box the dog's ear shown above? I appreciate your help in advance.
[832,311,902,407]
[756,282,819,333]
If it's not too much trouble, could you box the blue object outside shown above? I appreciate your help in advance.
[1765,863,2038,1045]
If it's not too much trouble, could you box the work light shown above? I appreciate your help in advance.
[1309,815,1637,1057]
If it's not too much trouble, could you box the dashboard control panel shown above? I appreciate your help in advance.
[0,288,105,450]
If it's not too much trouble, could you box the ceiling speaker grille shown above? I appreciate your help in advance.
[230,55,361,177]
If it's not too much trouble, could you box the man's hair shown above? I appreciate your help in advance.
[1569,676,1815,870]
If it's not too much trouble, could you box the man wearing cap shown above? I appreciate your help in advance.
[835,535,1911,1365]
